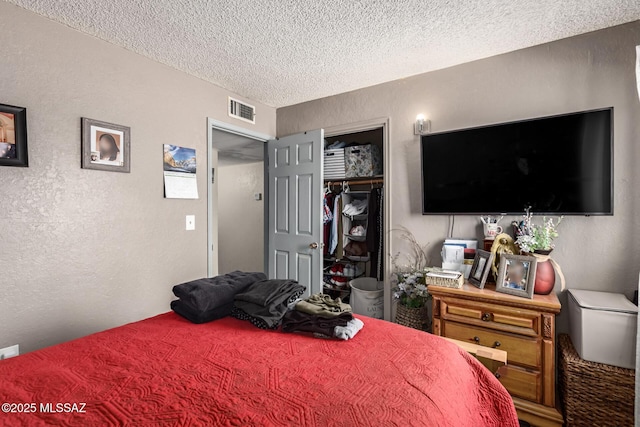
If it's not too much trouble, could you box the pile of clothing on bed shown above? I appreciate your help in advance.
[171,272,363,340]
[282,293,364,340]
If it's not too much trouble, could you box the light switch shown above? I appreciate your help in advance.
[186,215,195,231]
[254,193,262,201]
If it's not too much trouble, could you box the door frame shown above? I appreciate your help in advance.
[324,117,393,321]
[207,118,274,277]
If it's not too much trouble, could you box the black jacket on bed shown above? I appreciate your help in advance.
[232,279,306,329]
[281,310,352,336]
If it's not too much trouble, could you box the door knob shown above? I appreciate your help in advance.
[309,242,319,249]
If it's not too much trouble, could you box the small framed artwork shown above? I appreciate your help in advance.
[81,117,130,172]
[0,103,28,167]
[496,254,537,299]
[469,249,494,289]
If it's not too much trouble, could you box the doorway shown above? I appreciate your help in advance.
[207,117,391,320]
[207,118,272,277]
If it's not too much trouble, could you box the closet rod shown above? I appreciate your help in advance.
[325,178,384,187]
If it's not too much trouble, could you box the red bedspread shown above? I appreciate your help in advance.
[0,313,518,426]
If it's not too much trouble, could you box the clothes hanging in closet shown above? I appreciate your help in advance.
[366,187,384,281]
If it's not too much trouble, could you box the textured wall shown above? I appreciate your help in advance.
[278,22,640,331]
[217,162,265,274]
[0,2,275,353]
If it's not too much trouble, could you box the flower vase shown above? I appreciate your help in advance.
[532,250,555,295]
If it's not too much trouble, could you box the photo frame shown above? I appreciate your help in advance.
[81,118,130,172]
[0,103,28,167]
[495,254,537,299]
[469,249,494,289]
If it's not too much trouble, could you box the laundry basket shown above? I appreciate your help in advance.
[350,278,384,319]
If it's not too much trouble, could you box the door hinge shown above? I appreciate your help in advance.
[211,167,215,184]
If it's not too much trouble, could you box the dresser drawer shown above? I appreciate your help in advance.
[441,300,540,337]
[498,365,542,403]
[443,322,541,369]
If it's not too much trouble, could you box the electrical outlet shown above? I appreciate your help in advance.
[185,215,195,231]
[0,344,19,360]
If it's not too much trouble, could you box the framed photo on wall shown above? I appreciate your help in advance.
[0,103,28,167]
[495,254,537,299]
[469,249,494,289]
[81,118,130,172]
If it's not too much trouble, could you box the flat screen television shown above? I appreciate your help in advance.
[421,108,613,215]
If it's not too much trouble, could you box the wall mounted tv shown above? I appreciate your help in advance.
[421,108,613,215]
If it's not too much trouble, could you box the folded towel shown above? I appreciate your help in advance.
[171,300,232,324]
[233,280,306,329]
[295,293,352,318]
[334,318,364,340]
[172,271,267,313]
[281,310,352,336]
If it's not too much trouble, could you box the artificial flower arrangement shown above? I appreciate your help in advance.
[392,270,430,308]
[391,226,431,309]
[513,208,563,254]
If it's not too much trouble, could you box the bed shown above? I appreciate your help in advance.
[0,312,518,426]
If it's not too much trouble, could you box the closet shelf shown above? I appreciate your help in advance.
[346,255,370,262]
[323,284,351,293]
[344,234,367,242]
[343,213,368,220]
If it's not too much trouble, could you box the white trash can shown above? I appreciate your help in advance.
[350,278,384,319]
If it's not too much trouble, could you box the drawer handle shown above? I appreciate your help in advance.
[493,341,501,348]
[473,336,480,344]
[495,372,501,379]
[482,313,491,321]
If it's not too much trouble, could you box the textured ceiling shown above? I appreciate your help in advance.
[6,0,640,107]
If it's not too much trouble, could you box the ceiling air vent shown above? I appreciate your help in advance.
[228,97,256,124]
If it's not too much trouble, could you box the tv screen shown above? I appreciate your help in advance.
[421,108,613,215]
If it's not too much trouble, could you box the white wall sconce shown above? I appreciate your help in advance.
[414,114,431,135]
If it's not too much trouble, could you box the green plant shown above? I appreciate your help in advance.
[514,209,563,253]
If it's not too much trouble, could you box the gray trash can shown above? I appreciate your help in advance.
[350,278,384,319]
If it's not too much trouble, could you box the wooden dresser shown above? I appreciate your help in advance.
[429,283,563,427]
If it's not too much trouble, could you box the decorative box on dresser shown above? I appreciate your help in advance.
[429,283,563,427]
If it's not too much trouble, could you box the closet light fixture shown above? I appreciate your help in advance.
[414,114,431,135]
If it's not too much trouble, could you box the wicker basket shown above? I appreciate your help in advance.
[395,304,428,331]
[559,334,634,426]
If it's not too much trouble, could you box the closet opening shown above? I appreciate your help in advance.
[322,126,388,319]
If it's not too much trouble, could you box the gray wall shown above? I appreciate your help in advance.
[217,162,265,274]
[0,2,276,353]
[278,22,640,331]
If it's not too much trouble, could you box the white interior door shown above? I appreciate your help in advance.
[267,130,324,297]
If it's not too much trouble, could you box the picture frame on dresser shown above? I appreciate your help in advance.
[495,254,536,299]
[469,249,494,289]
[0,103,28,167]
